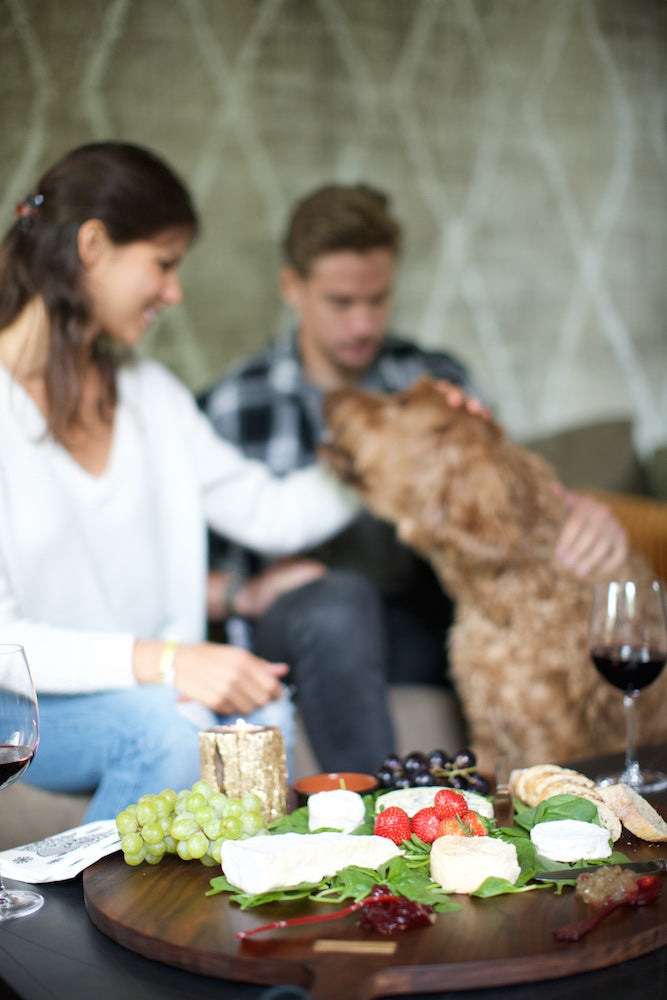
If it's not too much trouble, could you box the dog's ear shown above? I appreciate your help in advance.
[411,441,547,565]
[388,412,516,562]
[447,462,522,563]
[442,444,559,565]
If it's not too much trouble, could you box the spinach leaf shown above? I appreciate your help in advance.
[207,874,321,908]
[470,873,539,897]
[514,794,601,831]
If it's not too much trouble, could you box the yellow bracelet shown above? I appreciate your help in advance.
[159,640,178,686]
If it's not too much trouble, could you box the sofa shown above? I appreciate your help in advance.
[2,419,665,851]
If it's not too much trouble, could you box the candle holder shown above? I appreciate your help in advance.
[199,721,287,822]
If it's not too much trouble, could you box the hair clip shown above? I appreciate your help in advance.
[15,193,45,228]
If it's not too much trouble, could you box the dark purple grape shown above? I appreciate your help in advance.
[375,768,395,789]
[428,748,449,770]
[467,774,490,795]
[453,748,476,769]
[413,770,436,787]
[381,753,403,774]
[377,746,490,796]
[403,752,428,775]
[449,774,470,790]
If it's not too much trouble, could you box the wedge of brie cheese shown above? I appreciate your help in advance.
[220,832,401,895]
[530,819,612,862]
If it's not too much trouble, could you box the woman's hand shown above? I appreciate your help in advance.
[554,487,628,577]
[134,639,289,716]
[174,643,289,716]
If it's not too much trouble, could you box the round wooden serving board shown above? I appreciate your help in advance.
[83,828,667,1000]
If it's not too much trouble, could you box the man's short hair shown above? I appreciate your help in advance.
[283,184,402,277]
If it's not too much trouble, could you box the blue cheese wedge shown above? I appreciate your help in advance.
[530,819,612,862]
[376,786,493,819]
[308,789,366,833]
[220,832,401,895]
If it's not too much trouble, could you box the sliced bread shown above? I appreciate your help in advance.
[599,783,667,842]
[509,764,622,841]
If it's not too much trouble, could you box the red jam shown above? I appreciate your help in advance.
[358,886,435,935]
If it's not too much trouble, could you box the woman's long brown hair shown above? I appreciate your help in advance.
[0,142,199,442]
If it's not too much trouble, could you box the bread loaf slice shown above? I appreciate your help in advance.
[509,764,622,841]
[599,784,667,842]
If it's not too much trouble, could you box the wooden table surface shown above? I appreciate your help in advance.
[82,746,667,1000]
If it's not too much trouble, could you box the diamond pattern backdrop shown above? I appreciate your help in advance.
[1,0,665,464]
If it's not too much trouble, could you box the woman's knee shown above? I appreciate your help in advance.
[107,685,188,734]
[84,687,201,774]
[27,688,201,798]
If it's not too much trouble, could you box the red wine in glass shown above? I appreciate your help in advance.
[0,644,43,921]
[589,579,667,793]
[0,744,35,791]
[590,645,666,694]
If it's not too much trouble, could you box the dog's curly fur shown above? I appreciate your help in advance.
[321,376,667,772]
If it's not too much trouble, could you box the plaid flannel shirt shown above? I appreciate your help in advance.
[200,331,476,583]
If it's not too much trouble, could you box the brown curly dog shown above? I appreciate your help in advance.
[321,375,666,773]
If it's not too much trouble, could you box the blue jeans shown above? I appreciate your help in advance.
[26,685,295,821]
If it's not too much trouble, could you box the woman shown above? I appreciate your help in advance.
[0,142,359,819]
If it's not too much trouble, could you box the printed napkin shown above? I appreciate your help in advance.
[0,820,120,883]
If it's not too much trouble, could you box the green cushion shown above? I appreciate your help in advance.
[645,446,667,501]
[525,420,647,496]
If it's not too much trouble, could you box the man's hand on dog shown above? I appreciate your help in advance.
[434,380,490,419]
[554,487,628,577]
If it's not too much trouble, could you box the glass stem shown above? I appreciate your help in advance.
[623,691,641,783]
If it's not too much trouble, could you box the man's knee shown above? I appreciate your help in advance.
[254,569,386,667]
[292,569,384,637]
[303,568,381,614]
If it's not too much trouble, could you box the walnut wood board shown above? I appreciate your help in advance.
[83,828,667,1000]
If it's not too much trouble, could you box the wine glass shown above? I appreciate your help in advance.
[589,578,667,793]
[0,643,44,921]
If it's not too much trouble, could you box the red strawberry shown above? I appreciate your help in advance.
[434,788,468,821]
[374,806,411,845]
[436,816,468,839]
[436,811,488,840]
[411,807,440,844]
[461,811,487,837]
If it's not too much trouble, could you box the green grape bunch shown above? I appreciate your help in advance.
[115,779,267,868]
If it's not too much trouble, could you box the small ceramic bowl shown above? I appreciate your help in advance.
[293,771,378,806]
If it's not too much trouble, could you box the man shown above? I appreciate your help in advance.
[200,184,627,773]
